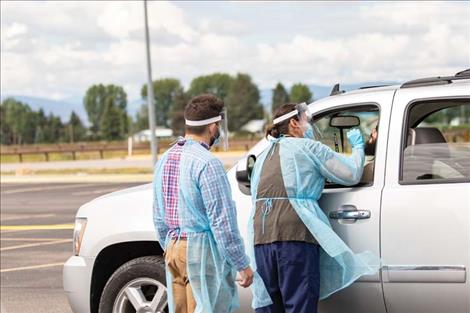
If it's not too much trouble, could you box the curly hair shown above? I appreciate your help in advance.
[184,94,224,135]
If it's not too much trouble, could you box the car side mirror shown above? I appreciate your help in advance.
[236,154,256,195]
[330,115,360,128]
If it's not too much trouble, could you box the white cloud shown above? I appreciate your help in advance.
[3,22,28,39]
[1,0,469,104]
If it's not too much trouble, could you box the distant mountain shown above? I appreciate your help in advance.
[2,81,396,124]
[260,81,397,112]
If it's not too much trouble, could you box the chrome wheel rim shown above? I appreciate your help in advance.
[113,277,167,313]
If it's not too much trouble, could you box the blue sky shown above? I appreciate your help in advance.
[1,1,469,103]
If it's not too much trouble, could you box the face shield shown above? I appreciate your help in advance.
[272,102,322,140]
[185,108,229,151]
[273,102,311,125]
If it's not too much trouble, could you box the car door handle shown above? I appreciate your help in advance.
[329,205,371,220]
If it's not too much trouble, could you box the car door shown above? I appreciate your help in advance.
[310,89,394,313]
[381,84,470,313]
[229,88,394,312]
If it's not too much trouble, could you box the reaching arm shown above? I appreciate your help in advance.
[310,128,366,186]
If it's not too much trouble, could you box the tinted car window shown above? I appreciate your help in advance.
[401,100,470,184]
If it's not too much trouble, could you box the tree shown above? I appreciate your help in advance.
[65,111,87,143]
[84,84,107,138]
[290,83,313,104]
[34,109,47,143]
[170,90,189,136]
[84,84,128,140]
[134,104,149,132]
[1,98,71,145]
[43,113,65,143]
[272,83,290,114]
[0,103,12,145]
[188,73,233,100]
[141,78,182,128]
[1,98,35,144]
[225,73,264,132]
[101,98,124,141]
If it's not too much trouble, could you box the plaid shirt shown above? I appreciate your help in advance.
[154,138,249,271]
[161,141,186,239]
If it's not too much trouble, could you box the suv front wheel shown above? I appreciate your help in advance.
[99,256,168,313]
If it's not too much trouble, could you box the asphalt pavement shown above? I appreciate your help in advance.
[0,182,145,313]
[1,152,244,172]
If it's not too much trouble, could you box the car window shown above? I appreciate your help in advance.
[313,104,380,187]
[401,99,470,184]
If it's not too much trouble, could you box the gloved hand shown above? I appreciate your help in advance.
[347,128,365,149]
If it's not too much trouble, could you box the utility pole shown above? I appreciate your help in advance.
[144,0,158,165]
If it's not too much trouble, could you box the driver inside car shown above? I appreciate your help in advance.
[361,126,378,183]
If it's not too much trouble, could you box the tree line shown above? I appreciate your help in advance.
[1,98,87,145]
[1,72,313,145]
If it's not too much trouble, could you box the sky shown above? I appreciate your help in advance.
[1,1,469,103]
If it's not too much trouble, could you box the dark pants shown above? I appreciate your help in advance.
[255,241,320,313]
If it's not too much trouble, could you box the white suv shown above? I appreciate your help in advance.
[64,70,470,313]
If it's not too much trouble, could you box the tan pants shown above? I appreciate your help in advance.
[165,239,196,313]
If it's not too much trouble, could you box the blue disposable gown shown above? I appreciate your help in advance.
[248,137,382,309]
[153,139,246,313]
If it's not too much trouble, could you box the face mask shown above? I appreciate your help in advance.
[209,125,220,147]
[303,123,314,139]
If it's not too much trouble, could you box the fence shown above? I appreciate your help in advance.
[0,138,260,163]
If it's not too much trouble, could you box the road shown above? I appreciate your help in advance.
[0,182,145,313]
[1,151,244,172]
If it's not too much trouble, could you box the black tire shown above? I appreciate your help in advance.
[98,256,167,313]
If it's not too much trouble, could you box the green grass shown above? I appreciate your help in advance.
[0,150,152,163]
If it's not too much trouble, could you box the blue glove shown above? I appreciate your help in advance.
[347,128,365,149]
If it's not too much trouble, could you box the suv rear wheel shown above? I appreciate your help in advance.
[98,256,168,313]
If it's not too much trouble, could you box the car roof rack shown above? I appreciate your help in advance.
[359,84,390,90]
[401,68,470,89]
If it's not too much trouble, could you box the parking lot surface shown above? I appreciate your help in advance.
[0,182,144,313]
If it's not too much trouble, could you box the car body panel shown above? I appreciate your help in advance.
[63,256,95,313]
[381,81,470,313]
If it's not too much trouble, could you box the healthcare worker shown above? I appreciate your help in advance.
[153,94,254,313]
[248,103,382,313]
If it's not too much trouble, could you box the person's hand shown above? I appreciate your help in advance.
[236,266,254,288]
[347,128,365,149]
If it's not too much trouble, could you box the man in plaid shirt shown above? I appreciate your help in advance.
[153,94,254,312]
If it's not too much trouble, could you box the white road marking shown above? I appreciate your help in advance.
[0,262,64,273]
[0,237,69,242]
[71,188,120,196]
[0,224,74,231]
[0,239,72,251]
[2,183,94,195]
[0,213,56,221]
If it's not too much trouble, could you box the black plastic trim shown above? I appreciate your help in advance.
[401,69,470,89]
